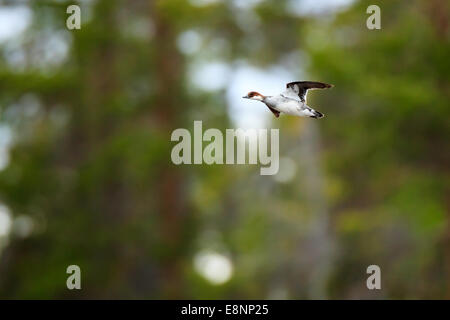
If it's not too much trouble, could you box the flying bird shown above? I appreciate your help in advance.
[243,81,333,119]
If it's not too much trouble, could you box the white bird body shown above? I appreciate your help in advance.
[264,95,318,117]
[243,81,333,119]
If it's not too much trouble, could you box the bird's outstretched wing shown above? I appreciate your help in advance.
[283,81,333,103]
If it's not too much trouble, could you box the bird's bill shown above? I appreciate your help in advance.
[242,95,249,99]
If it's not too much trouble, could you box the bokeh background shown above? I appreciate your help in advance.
[0,0,448,299]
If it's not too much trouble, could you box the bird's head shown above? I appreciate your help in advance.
[243,91,264,101]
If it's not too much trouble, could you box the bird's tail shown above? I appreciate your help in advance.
[310,110,324,119]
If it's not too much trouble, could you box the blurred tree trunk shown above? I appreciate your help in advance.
[425,0,449,38]
[300,121,334,299]
[423,0,450,300]
[151,0,187,299]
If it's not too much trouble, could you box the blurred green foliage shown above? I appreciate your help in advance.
[0,0,448,299]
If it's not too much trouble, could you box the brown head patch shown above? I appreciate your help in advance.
[247,91,263,98]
